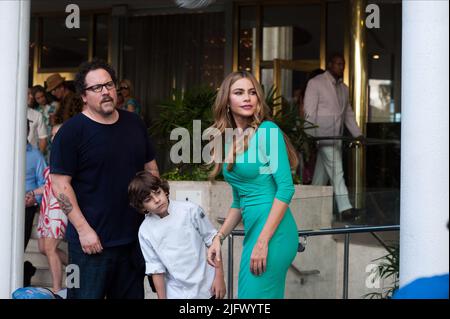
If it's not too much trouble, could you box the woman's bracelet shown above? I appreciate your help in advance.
[215,232,226,245]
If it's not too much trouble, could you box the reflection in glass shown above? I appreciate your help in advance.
[368,79,399,123]
[94,14,109,61]
[262,27,293,61]
[263,5,320,61]
[40,16,89,69]
[238,6,256,73]
[260,68,273,94]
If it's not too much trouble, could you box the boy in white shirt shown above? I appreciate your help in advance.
[128,171,226,299]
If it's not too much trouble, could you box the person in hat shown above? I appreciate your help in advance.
[45,73,83,125]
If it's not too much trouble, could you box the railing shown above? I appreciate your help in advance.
[226,224,400,299]
[310,136,400,145]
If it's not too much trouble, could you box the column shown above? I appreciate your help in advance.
[0,0,30,298]
[400,0,449,286]
[348,0,368,209]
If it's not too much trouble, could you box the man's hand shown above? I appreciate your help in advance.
[78,224,103,255]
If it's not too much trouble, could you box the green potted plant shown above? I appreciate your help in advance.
[151,85,316,183]
[150,86,219,180]
[265,85,317,184]
[363,242,399,299]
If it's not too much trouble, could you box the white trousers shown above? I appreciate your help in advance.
[312,143,352,213]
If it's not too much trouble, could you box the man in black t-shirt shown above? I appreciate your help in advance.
[50,59,159,299]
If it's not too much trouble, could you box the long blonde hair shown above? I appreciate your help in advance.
[120,79,134,98]
[207,71,298,179]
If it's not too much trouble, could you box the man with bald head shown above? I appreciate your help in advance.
[304,53,364,222]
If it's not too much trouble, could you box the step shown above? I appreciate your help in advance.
[31,268,66,288]
[24,252,51,270]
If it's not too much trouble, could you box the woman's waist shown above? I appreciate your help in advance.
[238,191,276,207]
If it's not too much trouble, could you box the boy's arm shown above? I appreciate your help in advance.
[211,257,226,299]
[191,206,219,247]
[152,273,167,299]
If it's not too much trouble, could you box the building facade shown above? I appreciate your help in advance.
[0,0,448,298]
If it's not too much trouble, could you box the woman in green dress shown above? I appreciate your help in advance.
[207,71,299,298]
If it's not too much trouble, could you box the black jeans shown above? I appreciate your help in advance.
[67,241,145,299]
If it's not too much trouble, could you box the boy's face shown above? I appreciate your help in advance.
[143,187,169,217]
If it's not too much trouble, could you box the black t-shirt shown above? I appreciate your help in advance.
[50,109,155,247]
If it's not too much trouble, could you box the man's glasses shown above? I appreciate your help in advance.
[85,81,116,93]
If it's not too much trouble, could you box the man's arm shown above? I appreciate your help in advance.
[51,173,103,255]
[152,273,167,299]
[303,80,320,135]
[38,138,47,155]
[36,112,48,154]
[144,159,160,177]
[344,102,363,138]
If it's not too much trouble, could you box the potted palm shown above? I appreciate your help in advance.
[363,242,400,299]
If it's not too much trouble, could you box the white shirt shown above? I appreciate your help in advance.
[27,107,48,147]
[303,71,362,140]
[138,200,218,299]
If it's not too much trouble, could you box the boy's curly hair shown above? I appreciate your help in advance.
[128,171,170,213]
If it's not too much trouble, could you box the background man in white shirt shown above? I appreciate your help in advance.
[303,53,364,222]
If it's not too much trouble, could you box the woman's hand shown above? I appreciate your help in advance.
[207,236,222,268]
[250,239,268,276]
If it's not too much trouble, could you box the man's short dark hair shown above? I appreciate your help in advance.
[327,52,345,65]
[128,171,170,213]
[74,58,117,95]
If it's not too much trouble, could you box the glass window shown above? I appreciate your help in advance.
[327,1,346,58]
[29,17,37,87]
[262,5,321,61]
[122,12,225,119]
[238,6,256,73]
[40,16,90,69]
[94,14,109,61]
[367,3,402,123]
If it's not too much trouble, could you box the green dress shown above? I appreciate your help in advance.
[223,120,298,299]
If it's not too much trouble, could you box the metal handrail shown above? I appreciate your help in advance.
[226,224,400,299]
[310,135,400,145]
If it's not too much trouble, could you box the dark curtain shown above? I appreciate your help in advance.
[123,12,224,124]
[122,12,225,172]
